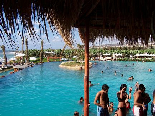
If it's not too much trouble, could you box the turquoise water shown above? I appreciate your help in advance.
[0,69,13,77]
[0,61,155,116]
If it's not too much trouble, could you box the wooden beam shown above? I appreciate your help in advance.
[76,25,152,32]
[75,0,100,27]
[84,19,89,116]
[85,0,100,17]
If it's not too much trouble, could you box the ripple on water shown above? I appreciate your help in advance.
[0,62,155,116]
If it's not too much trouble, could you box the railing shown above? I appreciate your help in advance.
[47,57,61,62]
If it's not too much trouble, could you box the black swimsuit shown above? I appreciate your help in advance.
[151,103,155,116]
[117,92,127,102]
[117,92,127,115]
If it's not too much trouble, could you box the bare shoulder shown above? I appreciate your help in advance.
[117,91,121,94]
[98,91,102,95]
[96,91,101,96]
[134,91,140,96]
[117,92,119,94]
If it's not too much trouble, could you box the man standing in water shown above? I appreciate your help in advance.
[94,84,109,116]
[133,84,146,116]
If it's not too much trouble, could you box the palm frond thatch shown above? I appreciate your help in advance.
[0,0,155,48]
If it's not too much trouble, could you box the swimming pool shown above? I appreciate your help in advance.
[0,61,154,116]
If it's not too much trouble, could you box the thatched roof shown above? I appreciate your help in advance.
[1,0,155,48]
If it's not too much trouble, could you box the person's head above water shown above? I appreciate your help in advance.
[138,84,145,92]
[80,97,84,101]
[110,102,114,107]
[120,84,127,91]
[74,111,79,116]
[102,84,109,91]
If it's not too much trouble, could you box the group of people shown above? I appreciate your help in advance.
[94,83,155,116]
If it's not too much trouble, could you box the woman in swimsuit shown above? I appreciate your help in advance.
[151,89,155,116]
[116,84,132,116]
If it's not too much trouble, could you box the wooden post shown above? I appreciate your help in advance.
[84,20,89,116]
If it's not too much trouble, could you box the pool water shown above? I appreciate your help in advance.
[0,69,13,77]
[0,61,155,116]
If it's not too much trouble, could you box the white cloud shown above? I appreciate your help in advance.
[33,28,39,33]
[52,36,62,42]
[33,21,40,26]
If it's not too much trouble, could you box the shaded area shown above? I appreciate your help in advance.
[0,0,155,48]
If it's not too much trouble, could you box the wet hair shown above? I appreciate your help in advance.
[120,84,127,90]
[80,97,83,100]
[153,90,155,98]
[74,111,79,116]
[102,84,109,90]
[89,81,91,83]
[110,102,113,105]
[138,84,145,91]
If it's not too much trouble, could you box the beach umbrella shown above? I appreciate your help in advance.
[15,53,25,57]
[9,57,16,61]
[29,57,37,61]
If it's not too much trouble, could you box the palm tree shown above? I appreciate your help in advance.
[77,44,84,61]
[40,40,44,63]
[22,37,24,53]
[1,45,7,65]
[25,39,29,64]
[60,44,67,56]
[21,37,24,65]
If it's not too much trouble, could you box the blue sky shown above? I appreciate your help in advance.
[0,28,118,51]
[0,20,83,50]
[0,19,119,50]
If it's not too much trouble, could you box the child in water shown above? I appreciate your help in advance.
[108,102,114,112]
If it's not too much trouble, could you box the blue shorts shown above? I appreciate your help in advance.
[97,106,109,116]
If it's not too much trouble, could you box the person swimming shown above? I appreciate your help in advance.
[148,69,152,72]
[94,84,110,116]
[74,111,79,116]
[114,71,117,75]
[127,76,134,81]
[133,84,146,116]
[78,97,84,103]
[89,81,94,87]
[89,81,99,87]
[108,102,114,112]
[116,84,132,116]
